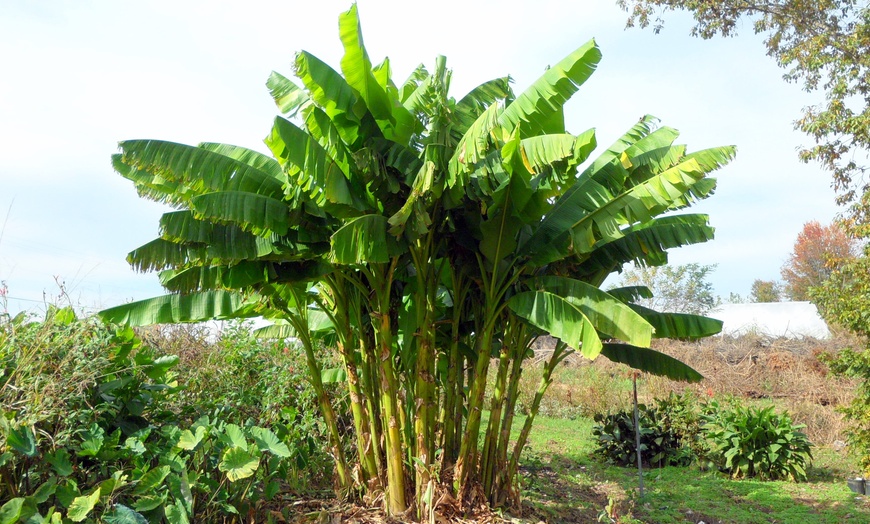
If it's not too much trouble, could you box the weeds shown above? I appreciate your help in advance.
[0,309,336,522]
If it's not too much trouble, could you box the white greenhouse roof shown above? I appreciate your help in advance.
[709,301,830,339]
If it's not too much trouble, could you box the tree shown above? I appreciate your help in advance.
[726,291,746,303]
[617,1,870,227]
[616,263,718,314]
[812,255,870,476]
[99,5,733,519]
[749,279,783,302]
[781,220,857,300]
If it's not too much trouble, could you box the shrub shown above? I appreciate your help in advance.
[820,347,870,475]
[0,308,334,522]
[702,401,813,481]
[592,392,813,482]
[145,321,333,428]
[592,403,692,468]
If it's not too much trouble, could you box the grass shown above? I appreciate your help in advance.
[508,411,870,523]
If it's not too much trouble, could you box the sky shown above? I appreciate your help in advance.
[0,0,841,316]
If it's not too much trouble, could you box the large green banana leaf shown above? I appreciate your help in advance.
[338,4,392,122]
[683,146,738,173]
[507,290,603,359]
[600,343,703,382]
[338,4,415,144]
[667,177,718,211]
[580,115,657,180]
[448,102,503,187]
[118,140,284,199]
[266,117,362,214]
[294,50,370,147]
[302,106,378,212]
[159,210,229,244]
[399,63,430,106]
[158,258,335,293]
[99,291,256,326]
[158,262,268,293]
[198,143,286,180]
[628,304,723,339]
[520,131,597,176]
[498,39,601,136]
[266,71,310,116]
[533,276,653,347]
[191,191,292,236]
[520,156,710,265]
[624,145,687,188]
[130,227,276,272]
[606,286,654,303]
[451,77,513,140]
[574,214,715,274]
[162,218,279,259]
[621,126,680,162]
[112,154,195,206]
[126,238,206,273]
[402,71,435,117]
[330,214,400,264]
[301,106,353,175]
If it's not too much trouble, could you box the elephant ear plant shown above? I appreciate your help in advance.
[100,4,733,519]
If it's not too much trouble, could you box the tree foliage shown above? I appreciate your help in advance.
[749,279,783,302]
[618,0,870,226]
[616,263,719,314]
[812,252,870,336]
[812,255,870,475]
[99,5,732,518]
[781,220,857,300]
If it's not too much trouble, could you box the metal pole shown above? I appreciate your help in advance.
[633,372,645,497]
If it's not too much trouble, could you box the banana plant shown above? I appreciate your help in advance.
[101,4,733,519]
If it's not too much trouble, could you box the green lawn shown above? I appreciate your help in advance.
[499,413,870,523]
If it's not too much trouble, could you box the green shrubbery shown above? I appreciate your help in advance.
[592,392,813,481]
[702,401,812,481]
[811,253,870,476]
[0,307,334,523]
[592,403,692,468]
[821,347,870,476]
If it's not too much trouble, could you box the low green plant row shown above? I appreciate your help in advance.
[592,392,813,481]
[1,417,296,523]
[0,307,326,523]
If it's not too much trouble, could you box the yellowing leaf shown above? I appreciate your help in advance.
[219,447,259,482]
[67,489,101,522]
[620,151,633,169]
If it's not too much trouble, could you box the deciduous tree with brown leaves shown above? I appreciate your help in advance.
[781,220,857,300]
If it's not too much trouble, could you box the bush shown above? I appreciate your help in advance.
[0,308,335,522]
[820,347,870,475]
[702,401,813,481]
[592,392,813,482]
[144,321,334,427]
[592,402,692,468]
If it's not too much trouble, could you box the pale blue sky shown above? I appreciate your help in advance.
[0,0,839,315]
